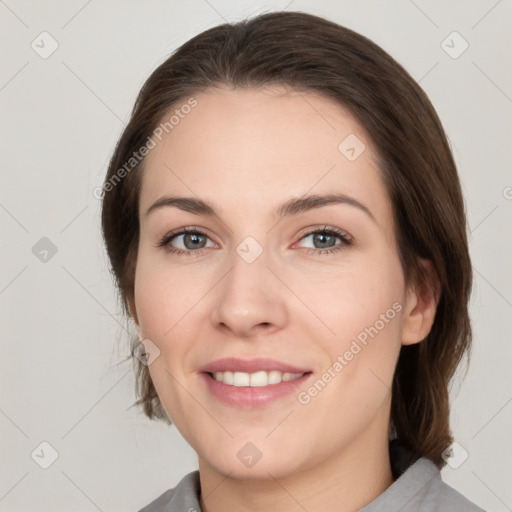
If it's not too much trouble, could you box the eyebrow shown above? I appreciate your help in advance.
[145,193,376,223]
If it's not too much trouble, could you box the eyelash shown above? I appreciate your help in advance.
[156,225,353,257]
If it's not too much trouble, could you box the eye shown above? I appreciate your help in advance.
[295,225,353,255]
[156,227,216,256]
[156,225,353,257]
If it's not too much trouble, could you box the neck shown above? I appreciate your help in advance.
[198,412,394,512]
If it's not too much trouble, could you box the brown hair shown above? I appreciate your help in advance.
[101,11,473,469]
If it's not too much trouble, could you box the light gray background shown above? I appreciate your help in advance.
[1,1,511,511]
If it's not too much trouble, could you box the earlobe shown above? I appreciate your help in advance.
[401,259,440,346]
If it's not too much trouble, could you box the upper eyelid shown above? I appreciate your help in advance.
[160,227,216,245]
[165,225,349,237]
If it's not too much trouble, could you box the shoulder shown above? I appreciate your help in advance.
[136,470,201,512]
[426,467,487,512]
[137,488,176,512]
[360,458,487,511]
[400,458,487,512]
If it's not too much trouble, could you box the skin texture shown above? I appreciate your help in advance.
[132,86,438,512]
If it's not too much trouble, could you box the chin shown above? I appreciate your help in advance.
[202,448,308,481]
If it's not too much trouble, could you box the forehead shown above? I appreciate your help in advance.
[139,86,390,224]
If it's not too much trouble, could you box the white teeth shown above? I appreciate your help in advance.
[233,371,250,386]
[268,370,282,384]
[249,371,268,387]
[211,370,304,386]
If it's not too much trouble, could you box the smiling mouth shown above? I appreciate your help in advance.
[207,370,312,387]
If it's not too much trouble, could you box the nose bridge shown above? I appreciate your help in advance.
[211,237,287,336]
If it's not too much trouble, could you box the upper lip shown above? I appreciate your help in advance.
[198,357,312,374]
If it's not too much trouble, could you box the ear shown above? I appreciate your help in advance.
[401,259,440,346]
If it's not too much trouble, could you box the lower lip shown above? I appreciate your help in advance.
[200,372,313,408]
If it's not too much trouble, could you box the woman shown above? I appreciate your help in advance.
[100,11,485,512]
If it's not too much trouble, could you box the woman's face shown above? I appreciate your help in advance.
[133,86,428,479]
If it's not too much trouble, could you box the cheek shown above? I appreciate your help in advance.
[290,251,405,393]
[290,251,404,341]
[134,255,201,423]
[134,251,206,336]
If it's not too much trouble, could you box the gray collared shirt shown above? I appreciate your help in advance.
[137,457,486,511]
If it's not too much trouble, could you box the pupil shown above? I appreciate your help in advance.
[314,233,334,249]
[185,233,205,249]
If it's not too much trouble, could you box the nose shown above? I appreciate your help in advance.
[210,245,288,338]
